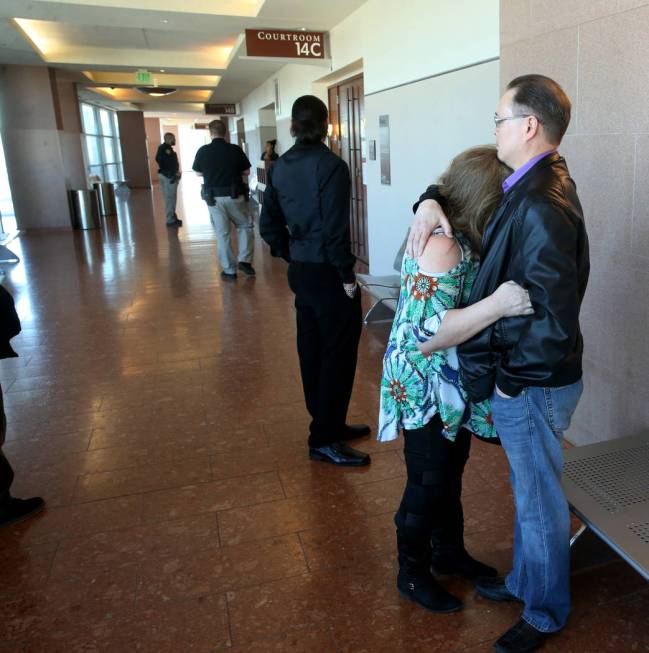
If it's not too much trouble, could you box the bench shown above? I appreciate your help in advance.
[356,231,407,324]
[562,433,649,579]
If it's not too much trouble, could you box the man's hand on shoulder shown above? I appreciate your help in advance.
[406,199,453,257]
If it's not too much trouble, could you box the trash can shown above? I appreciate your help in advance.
[93,181,117,216]
[69,189,101,229]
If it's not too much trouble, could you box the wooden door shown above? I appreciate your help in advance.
[328,75,368,265]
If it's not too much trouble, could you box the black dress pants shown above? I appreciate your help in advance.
[394,413,471,550]
[0,384,14,502]
[287,262,362,448]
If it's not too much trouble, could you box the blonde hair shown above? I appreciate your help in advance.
[437,145,511,254]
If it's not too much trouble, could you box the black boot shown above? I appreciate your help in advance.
[430,544,498,580]
[430,506,498,581]
[396,534,463,614]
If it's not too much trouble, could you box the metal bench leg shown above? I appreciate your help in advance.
[363,298,396,325]
[570,524,588,548]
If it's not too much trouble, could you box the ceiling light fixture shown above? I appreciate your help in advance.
[161,19,169,23]
[136,86,176,97]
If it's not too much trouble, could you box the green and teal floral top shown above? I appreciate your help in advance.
[378,231,497,443]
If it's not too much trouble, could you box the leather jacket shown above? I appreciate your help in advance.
[416,153,590,402]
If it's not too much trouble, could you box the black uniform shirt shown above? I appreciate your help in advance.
[155,143,179,178]
[192,138,251,188]
[259,142,356,283]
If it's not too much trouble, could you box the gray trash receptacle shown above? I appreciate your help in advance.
[93,181,117,216]
[69,189,101,229]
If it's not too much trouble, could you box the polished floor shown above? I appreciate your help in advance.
[0,178,646,653]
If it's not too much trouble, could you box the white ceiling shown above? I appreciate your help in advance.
[0,0,367,115]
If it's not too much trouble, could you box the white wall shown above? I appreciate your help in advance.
[365,59,500,274]
[329,0,498,95]
[235,0,499,270]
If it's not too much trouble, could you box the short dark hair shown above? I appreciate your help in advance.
[506,74,571,145]
[291,95,327,144]
[209,119,226,137]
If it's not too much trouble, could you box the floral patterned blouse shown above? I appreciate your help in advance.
[377,231,497,443]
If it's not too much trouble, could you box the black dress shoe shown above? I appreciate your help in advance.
[0,496,45,529]
[431,548,498,580]
[220,271,237,281]
[237,262,256,276]
[340,423,371,440]
[475,576,521,603]
[309,441,371,466]
[397,569,463,614]
[495,618,549,653]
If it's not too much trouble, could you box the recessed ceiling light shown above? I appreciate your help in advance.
[160,69,165,72]
[161,19,169,24]
[136,86,176,97]
[300,27,307,31]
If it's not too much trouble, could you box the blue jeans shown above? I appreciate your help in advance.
[491,380,583,633]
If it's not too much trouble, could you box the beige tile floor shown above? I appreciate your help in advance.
[0,177,646,652]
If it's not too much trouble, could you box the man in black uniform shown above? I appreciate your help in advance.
[0,284,45,528]
[155,132,182,227]
[192,120,255,280]
[260,95,371,467]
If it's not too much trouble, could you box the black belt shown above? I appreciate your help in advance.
[209,185,237,196]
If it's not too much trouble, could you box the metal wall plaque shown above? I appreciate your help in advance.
[379,115,391,185]
[369,139,376,161]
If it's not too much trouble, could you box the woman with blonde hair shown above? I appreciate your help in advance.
[378,146,534,613]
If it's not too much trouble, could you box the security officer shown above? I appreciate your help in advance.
[192,120,255,280]
[155,133,182,227]
[260,95,371,467]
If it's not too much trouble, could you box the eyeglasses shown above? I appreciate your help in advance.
[493,113,535,127]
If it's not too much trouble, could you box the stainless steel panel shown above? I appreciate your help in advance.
[563,434,649,579]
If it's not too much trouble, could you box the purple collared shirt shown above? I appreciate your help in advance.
[502,150,555,192]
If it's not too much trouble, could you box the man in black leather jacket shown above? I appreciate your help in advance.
[260,95,371,467]
[408,75,589,653]
[0,284,45,528]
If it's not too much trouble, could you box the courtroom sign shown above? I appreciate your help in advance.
[245,29,325,59]
[204,104,237,115]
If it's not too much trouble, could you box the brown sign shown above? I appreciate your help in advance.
[204,103,237,115]
[245,29,325,59]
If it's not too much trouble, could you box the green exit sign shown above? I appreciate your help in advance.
[136,69,151,83]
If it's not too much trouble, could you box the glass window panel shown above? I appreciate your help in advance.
[105,164,119,182]
[81,104,98,134]
[89,164,104,181]
[116,162,124,181]
[85,135,102,166]
[99,109,113,136]
[111,138,122,163]
[112,112,120,137]
[102,137,116,163]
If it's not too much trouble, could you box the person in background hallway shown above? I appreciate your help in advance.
[379,146,533,615]
[155,132,182,227]
[0,284,45,528]
[408,74,589,653]
[260,95,371,467]
[260,139,279,163]
[193,120,255,280]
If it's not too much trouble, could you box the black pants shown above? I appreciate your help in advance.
[395,414,471,550]
[287,262,362,447]
[0,384,14,502]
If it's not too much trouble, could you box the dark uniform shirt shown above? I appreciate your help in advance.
[0,285,20,359]
[259,142,356,283]
[192,138,251,191]
[155,143,179,179]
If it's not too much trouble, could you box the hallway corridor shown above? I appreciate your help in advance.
[0,184,646,652]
